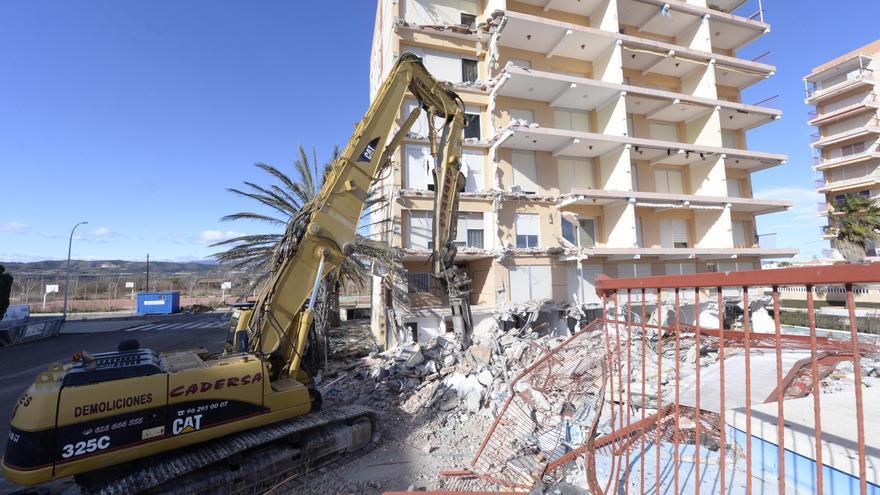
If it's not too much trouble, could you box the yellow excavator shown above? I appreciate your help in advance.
[2,53,473,493]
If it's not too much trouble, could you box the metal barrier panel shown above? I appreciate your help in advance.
[431,263,880,494]
[586,264,880,495]
[0,317,64,346]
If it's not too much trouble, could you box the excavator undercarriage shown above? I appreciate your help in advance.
[77,404,376,495]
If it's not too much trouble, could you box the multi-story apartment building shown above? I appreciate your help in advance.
[807,39,880,259]
[368,0,796,344]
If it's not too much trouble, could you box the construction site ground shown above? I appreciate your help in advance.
[290,320,497,494]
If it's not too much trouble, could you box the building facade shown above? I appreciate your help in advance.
[807,39,880,260]
[368,0,795,344]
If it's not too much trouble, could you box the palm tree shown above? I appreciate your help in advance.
[212,145,392,368]
[825,194,880,262]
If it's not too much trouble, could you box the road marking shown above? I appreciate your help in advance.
[125,320,224,332]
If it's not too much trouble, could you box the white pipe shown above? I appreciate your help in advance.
[307,255,327,310]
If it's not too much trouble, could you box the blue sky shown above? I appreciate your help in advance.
[1,1,878,263]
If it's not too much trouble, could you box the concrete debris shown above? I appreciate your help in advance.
[393,17,489,38]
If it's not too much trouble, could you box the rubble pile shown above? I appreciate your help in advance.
[322,318,571,421]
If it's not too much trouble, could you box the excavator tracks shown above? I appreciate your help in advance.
[78,405,377,495]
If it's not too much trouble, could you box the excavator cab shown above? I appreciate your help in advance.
[225,303,255,354]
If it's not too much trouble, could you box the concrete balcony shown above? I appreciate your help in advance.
[620,37,774,90]
[810,117,880,149]
[495,11,775,89]
[814,150,880,171]
[557,246,797,261]
[808,93,880,127]
[510,0,607,18]
[817,174,880,194]
[617,0,769,52]
[393,16,489,44]
[805,57,875,104]
[513,0,767,52]
[493,124,787,171]
[493,65,781,131]
[557,188,791,215]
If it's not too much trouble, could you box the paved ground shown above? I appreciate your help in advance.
[0,311,230,494]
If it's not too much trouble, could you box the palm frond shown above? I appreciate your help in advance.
[220,212,287,226]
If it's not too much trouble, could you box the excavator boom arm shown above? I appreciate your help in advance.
[247,53,473,376]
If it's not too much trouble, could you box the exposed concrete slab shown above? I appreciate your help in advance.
[678,351,812,414]
[728,387,880,488]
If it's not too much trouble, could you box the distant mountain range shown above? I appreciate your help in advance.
[3,259,221,275]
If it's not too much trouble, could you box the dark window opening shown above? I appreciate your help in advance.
[460,13,477,29]
[516,235,539,248]
[461,59,479,83]
[404,322,419,342]
[463,113,481,139]
[562,219,576,244]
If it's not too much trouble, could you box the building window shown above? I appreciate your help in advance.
[650,121,679,142]
[558,157,593,192]
[835,190,871,202]
[554,109,590,132]
[460,12,477,29]
[732,220,749,247]
[664,263,696,275]
[509,265,552,302]
[562,218,595,247]
[456,212,484,248]
[462,150,484,192]
[515,213,540,248]
[721,129,738,148]
[618,262,652,278]
[407,272,444,297]
[562,219,575,245]
[409,211,433,249]
[405,145,433,190]
[655,168,684,194]
[408,46,464,82]
[727,178,743,197]
[841,141,866,156]
[461,59,479,83]
[467,229,484,248]
[660,219,689,248]
[463,112,481,139]
[635,217,644,247]
[511,150,538,194]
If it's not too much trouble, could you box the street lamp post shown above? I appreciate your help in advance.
[63,221,88,319]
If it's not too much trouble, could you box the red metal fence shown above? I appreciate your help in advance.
[418,263,880,494]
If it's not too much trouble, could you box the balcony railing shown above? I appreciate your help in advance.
[406,272,445,297]
[756,232,777,248]
[813,117,880,147]
[814,179,827,189]
[805,67,874,99]
[817,202,829,213]
[812,92,880,123]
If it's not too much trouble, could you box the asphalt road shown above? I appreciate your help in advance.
[0,312,229,461]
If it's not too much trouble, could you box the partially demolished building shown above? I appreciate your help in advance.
[367,0,797,345]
